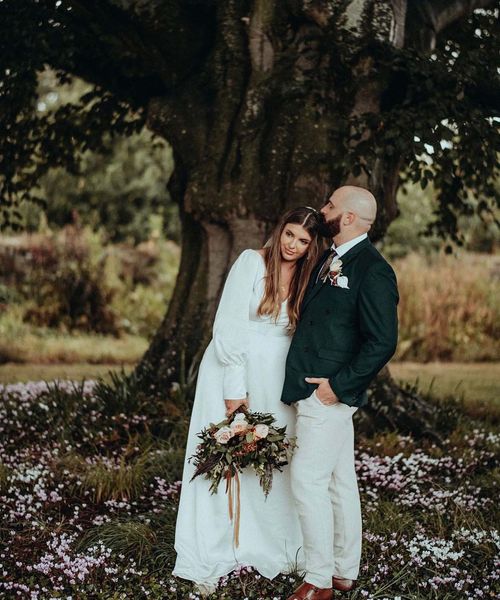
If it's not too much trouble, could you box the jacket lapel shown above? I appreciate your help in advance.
[336,237,371,269]
[301,238,371,312]
[301,249,331,309]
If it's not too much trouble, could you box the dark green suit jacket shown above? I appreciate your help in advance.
[281,237,399,407]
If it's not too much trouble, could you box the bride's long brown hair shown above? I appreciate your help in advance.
[258,206,323,332]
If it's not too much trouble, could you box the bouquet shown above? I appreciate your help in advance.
[189,407,295,546]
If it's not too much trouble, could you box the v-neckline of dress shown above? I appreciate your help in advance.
[251,249,288,305]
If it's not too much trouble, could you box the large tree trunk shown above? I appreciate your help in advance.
[133,0,443,437]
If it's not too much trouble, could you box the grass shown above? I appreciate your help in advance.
[0,323,147,364]
[390,361,500,406]
[0,300,147,365]
[58,449,151,503]
[0,362,134,383]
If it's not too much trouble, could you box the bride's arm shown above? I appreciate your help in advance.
[212,249,260,414]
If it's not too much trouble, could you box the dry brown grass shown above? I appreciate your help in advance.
[394,252,499,362]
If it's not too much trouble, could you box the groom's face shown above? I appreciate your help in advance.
[318,194,344,239]
[317,212,342,238]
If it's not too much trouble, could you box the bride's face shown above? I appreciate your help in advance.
[280,222,312,262]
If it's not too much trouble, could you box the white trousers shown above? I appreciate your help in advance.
[291,391,362,588]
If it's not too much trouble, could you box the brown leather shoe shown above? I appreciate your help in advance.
[332,576,356,592]
[287,581,334,600]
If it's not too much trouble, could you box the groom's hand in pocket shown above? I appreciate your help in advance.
[305,377,339,405]
[225,398,249,417]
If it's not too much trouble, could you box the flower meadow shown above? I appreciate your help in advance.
[0,374,498,599]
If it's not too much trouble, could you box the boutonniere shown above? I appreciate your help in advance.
[323,259,349,289]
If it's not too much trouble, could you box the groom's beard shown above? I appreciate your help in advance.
[318,213,342,238]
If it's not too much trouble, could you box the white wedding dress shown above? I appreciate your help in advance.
[173,249,304,587]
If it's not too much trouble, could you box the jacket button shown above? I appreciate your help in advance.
[309,320,313,326]
[325,309,331,315]
[304,346,309,352]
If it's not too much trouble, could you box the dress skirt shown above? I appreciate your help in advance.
[173,321,304,585]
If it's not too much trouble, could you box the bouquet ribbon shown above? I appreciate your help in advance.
[225,469,241,548]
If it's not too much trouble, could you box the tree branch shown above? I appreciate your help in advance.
[406,0,497,50]
[54,0,216,106]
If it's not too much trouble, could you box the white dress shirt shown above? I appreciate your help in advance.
[331,232,368,257]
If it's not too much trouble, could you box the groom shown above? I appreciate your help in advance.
[281,185,399,600]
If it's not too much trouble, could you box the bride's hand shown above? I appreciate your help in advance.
[225,398,248,417]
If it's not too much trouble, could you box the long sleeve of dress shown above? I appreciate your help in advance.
[212,249,261,399]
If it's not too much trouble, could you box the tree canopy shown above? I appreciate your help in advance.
[1,0,498,244]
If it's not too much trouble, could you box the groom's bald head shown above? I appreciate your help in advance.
[335,186,377,227]
[319,185,378,243]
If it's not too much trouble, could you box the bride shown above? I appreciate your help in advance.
[173,206,322,594]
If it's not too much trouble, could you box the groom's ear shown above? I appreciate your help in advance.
[344,212,356,225]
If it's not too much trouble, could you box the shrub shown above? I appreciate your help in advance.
[58,450,150,503]
[0,228,180,339]
[13,226,120,334]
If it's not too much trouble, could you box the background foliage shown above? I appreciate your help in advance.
[0,3,498,243]
[13,71,178,244]
[0,223,498,364]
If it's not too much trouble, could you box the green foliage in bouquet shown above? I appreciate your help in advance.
[190,408,295,497]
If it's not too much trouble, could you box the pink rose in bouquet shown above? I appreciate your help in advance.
[254,424,269,440]
[230,413,249,435]
[214,426,233,444]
